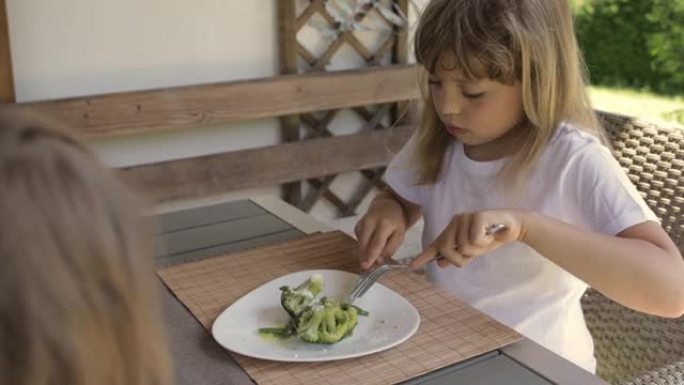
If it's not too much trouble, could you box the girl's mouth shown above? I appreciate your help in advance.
[446,125,468,136]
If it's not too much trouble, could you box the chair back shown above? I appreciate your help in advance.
[582,112,684,385]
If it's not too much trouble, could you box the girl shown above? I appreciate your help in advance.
[0,111,173,385]
[355,0,684,373]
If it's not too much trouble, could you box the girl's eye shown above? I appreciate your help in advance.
[428,79,442,86]
[462,92,485,99]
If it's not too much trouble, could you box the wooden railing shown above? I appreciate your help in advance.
[2,65,422,203]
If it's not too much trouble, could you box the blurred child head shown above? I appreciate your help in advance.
[0,111,172,385]
[412,0,602,184]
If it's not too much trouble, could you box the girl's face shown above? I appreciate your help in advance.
[429,52,525,151]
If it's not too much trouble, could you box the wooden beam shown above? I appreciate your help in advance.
[119,125,413,203]
[0,0,14,103]
[278,0,302,206]
[393,0,409,64]
[2,64,419,138]
[392,0,410,126]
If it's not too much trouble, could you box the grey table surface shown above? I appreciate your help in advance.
[154,197,609,385]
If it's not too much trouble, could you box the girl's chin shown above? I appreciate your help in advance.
[446,129,475,143]
[453,134,491,147]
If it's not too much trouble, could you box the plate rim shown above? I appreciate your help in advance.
[210,268,421,362]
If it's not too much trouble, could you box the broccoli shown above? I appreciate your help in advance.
[296,297,358,344]
[279,273,324,318]
[258,274,368,344]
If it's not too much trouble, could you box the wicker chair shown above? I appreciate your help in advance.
[581,112,684,385]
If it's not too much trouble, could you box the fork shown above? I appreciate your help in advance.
[347,223,507,303]
[347,263,408,303]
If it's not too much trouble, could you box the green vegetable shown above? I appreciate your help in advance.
[257,319,296,339]
[296,297,358,344]
[279,273,324,318]
[259,274,369,344]
[351,304,370,316]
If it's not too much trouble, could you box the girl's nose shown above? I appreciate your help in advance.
[438,85,462,116]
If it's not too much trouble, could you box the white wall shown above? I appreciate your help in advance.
[8,0,279,101]
[6,0,426,220]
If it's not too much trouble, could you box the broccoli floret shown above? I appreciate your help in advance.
[295,297,358,344]
[279,274,324,318]
[259,274,368,344]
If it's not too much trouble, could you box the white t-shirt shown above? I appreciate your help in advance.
[384,123,659,373]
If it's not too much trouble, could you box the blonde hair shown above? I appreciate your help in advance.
[0,111,173,385]
[413,0,602,185]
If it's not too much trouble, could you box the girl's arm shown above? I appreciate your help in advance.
[355,187,422,270]
[521,212,684,318]
[410,209,684,318]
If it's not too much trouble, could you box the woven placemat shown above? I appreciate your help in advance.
[158,231,521,385]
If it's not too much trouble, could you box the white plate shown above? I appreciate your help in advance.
[211,269,420,362]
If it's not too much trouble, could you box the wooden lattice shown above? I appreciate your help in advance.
[278,0,410,217]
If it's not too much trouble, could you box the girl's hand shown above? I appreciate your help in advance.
[409,210,527,270]
[355,198,407,271]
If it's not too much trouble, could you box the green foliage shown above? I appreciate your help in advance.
[647,0,684,93]
[574,0,684,94]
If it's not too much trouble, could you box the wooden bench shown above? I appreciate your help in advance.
[5,64,419,205]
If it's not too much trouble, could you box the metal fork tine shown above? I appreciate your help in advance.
[355,267,386,297]
[349,270,375,297]
[355,267,385,292]
[349,275,373,301]
[349,269,379,298]
[348,280,364,299]
[348,268,380,301]
[356,266,382,298]
[351,264,393,300]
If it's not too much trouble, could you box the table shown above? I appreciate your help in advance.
[153,196,609,385]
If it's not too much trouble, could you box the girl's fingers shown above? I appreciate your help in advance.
[409,244,439,269]
[411,239,476,270]
[383,230,404,259]
[437,258,451,268]
[456,214,474,255]
[362,225,395,270]
[455,214,487,257]
[412,211,524,271]
[438,246,470,267]
[355,221,372,252]
[355,219,387,269]
[459,214,496,255]
[413,217,460,269]
[469,214,492,247]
